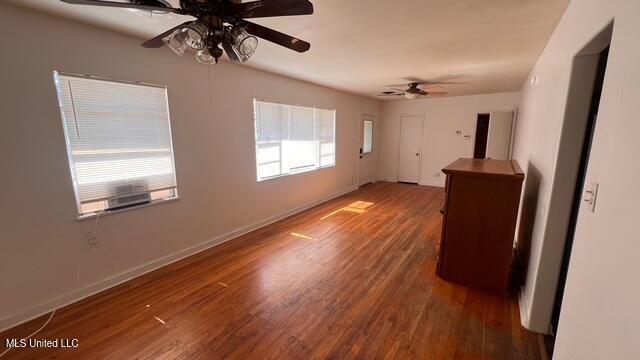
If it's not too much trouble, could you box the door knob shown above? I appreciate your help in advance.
[415,153,419,156]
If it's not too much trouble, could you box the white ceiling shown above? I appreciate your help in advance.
[4,0,570,99]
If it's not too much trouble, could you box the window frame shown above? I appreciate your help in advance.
[53,71,180,219]
[253,99,337,182]
[362,119,374,154]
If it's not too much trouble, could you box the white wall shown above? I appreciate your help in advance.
[379,93,520,186]
[512,0,640,358]
[0,3,380,331]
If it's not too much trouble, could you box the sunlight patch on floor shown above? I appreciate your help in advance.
[290,232,313,240]
[320,201,375,220]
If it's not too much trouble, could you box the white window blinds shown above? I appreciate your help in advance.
[54,72,178,215]
[254,100,336,181]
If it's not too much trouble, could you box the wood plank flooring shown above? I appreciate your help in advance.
[0,182,541,359]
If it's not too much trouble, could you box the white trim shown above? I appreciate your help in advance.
[378,177,398,183]
[56,71,167,89]
[0,184,358,332]
[508,110,518,159]
[419,180,445,188]
[519,290,532,329]
[253,97,336,112]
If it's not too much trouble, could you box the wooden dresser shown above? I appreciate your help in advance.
[437,158,524,295]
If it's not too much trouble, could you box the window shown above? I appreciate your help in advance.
[363,119,373,154]
[54,72,178,216]
[253,100,335,181]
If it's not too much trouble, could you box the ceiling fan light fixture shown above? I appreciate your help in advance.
[183,21,208,50]
[163,28,189,56]
[62,0,314,66]
[404,93,422,100]
[196,45,223,65]
[224,26,258,63]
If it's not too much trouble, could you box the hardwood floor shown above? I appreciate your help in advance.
[0,182,541,359]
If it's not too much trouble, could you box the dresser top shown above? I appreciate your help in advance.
[442,158,524,180]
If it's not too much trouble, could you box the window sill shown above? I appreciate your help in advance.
[77,196,179,221]
[257,164,336,183]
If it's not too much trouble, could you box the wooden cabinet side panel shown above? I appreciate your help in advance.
[437,175,452,274]
[438,174,523,294]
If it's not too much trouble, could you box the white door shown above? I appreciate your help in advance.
[486,111,514,160]
[358,117,374,186]
[398,115,424,183]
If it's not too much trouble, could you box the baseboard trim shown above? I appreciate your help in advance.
[419,180,445,188]
[0,185,359,332]
[378,177,398,183]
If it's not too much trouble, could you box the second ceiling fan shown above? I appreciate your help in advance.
[60,0,314,65]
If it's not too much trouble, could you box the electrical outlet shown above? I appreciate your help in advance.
[583,181,599,213]
[87,230,98,245]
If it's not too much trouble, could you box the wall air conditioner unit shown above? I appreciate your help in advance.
[107,181,151,210]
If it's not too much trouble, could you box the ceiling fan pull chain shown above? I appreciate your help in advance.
[208,65,213,104]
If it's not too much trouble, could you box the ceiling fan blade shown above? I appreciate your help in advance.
[426,92,449,95]
[388,81,459,88]
[242,21,310,53]
[59,0,189,15]
[378,94,403,97]
[141,21,193,48]
[234,0,314,19]
[417,81,463,85]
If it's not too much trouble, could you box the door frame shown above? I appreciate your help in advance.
[519,23,613,335]
[396,114,425,183]
[472,109,517,160]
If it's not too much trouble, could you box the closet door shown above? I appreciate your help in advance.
[398,115,424,183]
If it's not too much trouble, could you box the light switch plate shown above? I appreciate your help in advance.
[583,181,599,213]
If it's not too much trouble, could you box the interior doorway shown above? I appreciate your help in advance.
[473,111,514,160]
[473,113,490,158]
[521,23,614,357]
[548,45,610,348]
[397,115,424,183]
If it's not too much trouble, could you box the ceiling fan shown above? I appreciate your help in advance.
[379,82,449,100]
[60,0,314,65]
